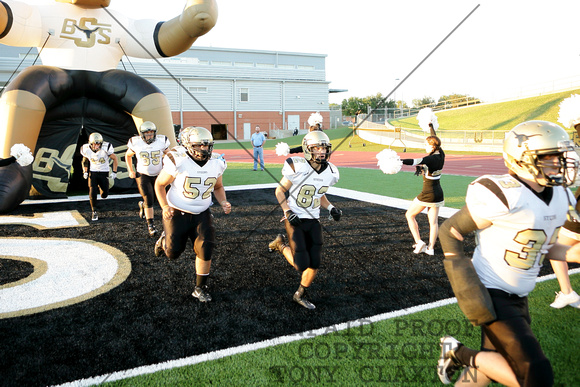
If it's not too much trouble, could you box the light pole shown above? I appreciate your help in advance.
[393,78,399,119]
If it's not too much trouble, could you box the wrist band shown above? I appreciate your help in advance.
[327,204,335,211]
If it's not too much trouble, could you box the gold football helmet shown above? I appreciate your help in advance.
[302,131,332,164]
[503,120,576,187]
[139,121,157,145]
[182,127,213,161]
[88,132,103,152]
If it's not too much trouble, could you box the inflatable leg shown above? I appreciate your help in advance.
[131,92,177,147]
[0,159,33,213]
[0,90,46,157]
[0,90,45,212]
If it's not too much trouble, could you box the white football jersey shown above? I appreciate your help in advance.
[162,150,227,215]
[127,135,170,176]
[466,174,573,296]
[282,157,340,219]
[80,142,114,172]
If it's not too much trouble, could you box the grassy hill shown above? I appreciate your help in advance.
[389,88,580,132]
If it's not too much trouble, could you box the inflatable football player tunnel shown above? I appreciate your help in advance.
[0,0,217,213]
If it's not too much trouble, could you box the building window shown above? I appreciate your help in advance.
[234,62,254,67]
[256,63,275,68]
[278,64,294,70]
[188,86,208,93]
[212,61,232,66]
[240,88,249,102]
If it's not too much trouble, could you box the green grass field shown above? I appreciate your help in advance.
[222,163,475,209]
[101,92,580,386]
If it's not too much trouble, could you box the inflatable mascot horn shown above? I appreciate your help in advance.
[0,0,217,213]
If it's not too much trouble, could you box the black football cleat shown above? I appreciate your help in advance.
[154,231,165,257]
[91,211,98,221]
[138,201,145,219]
[293,291,315,310]
[148,224,158,237]
[192,286,212,302]
[268,234,287,254]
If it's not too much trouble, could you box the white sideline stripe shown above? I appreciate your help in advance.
[22,193,141,205]
[536,267,580,283]
[20,184,278,206]
[328,187,459,218]
[55,297,459,387]
[43,184,577,386]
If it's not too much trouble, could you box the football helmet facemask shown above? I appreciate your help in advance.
[139,121,157,145]
[182,127,214,161]
[303,131,332,164]
[503,120,576,187]
[88,132,103,152]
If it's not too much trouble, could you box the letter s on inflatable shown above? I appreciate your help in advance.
[0,0,217,213]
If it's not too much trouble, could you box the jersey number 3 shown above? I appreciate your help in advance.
[504,227,559,270]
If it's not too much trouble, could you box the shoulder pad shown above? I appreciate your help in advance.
[286,156,307,173]
[166,147,188,167]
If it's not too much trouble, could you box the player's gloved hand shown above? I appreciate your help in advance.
[110,172,117,180]
[83,172,88,180]
[330,206,342,221]
[285,210,301,226]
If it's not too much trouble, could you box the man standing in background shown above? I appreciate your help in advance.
[251,125,266,171]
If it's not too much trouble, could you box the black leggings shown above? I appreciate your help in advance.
[481,289,553,387]
[136,173,157,208]
[162,208,215,261]
[285,218,323,272]
[88,171,109,211]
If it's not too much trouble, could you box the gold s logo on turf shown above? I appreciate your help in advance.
[0,238,131,319]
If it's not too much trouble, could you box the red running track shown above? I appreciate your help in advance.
[217,149,508,177]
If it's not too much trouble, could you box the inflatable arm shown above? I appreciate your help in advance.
[157,0,218,57]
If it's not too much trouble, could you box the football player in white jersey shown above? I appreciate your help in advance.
[437,121,580,386]
[126,121,170,237]
[80,132,118,221]
[268,131,341,309]
[153,127,231,303]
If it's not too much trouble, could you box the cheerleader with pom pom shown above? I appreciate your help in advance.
[416,108,439,136]
[402,135,445,255]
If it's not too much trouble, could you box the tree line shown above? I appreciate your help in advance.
[333,93,481,116]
